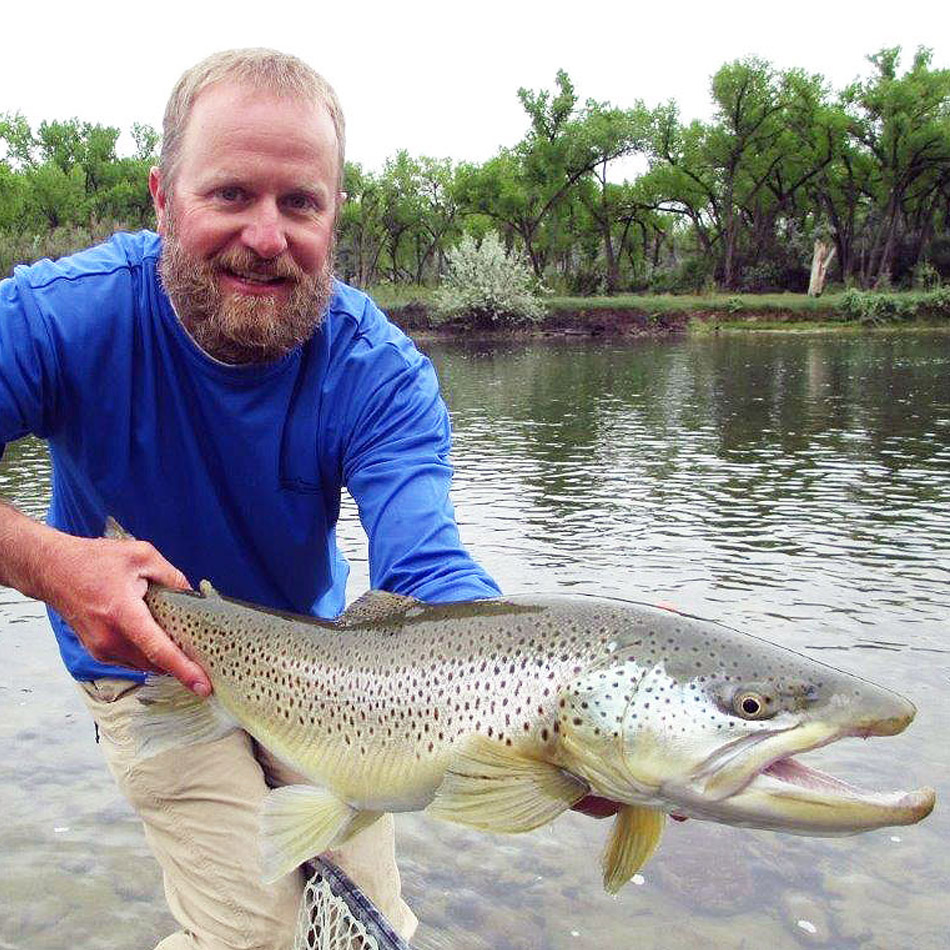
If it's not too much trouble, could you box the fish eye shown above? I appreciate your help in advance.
[733,691,770,719]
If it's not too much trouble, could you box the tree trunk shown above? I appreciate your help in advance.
[807,239,836,296]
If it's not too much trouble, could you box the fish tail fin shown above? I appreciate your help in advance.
[260,785,381,883]
[130,676,237,759]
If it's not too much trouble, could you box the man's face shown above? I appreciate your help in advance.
[149,82,341,364]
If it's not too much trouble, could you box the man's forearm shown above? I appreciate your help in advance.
[0,498,73,606]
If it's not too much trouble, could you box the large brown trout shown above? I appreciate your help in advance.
[121,530,935,891]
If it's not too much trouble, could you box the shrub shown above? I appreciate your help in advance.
[650,256,715,294]
[738,260,783,293]
[0,220,133,278]
[434,232,545,326]
[912,261,941,290]
[922,286,950,317]
[836,288,948,324]
[926,235,950,279]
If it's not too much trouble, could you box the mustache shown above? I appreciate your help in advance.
[211,248,306,282]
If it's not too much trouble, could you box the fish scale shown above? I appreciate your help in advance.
[146,586,622,800]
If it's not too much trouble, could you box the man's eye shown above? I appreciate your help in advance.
[284,194,318,212]
[217,187,245,202]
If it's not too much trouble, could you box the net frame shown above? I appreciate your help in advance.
[293,857,412,950]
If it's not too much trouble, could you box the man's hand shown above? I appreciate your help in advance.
[0,503,211,695]
[54,533,211,695]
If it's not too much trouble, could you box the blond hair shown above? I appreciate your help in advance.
[159,48,345,193]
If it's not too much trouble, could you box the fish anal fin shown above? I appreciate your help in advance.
[260,785,379,884]
[602,804,665,893]
[338,590,421,627]
[428,734,588,833]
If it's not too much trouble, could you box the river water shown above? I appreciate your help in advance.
[1,331,948,949]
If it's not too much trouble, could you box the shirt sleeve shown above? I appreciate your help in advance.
[0,270,63,450]
[340,335,500,603]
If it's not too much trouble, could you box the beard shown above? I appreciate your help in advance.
[157,217,335,365]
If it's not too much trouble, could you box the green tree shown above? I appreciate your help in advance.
[0,111,38,168]
[460,71,645,280]
[842,47,950,285]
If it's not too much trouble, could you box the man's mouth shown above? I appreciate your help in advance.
[229,268,286,283]
[219,268,293,293]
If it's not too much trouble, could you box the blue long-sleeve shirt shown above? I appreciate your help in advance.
[0,230,499,680]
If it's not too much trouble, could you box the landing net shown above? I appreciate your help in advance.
[293,858,412,950]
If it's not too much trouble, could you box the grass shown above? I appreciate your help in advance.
[364,285,842,314]
[359,285,950,330]
[546,291,840,315]
[362,283,437,309]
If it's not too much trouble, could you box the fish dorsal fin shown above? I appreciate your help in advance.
[337,590,421,627]
[602,804,665,893]
[259,784,382,883]
[427,734,588,833]
[104,517,132,540]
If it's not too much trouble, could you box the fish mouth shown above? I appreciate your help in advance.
[681,708,936,834]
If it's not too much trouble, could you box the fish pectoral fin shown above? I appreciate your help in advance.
[601,804,665,894]
[427,735,588,833]
[260,785,380,884]
[337,590,421,627]
[131,676,236,759]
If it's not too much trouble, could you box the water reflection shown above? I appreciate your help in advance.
[397,336,950,651]
[2,333,949,949]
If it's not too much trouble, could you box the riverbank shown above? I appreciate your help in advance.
[374,287,950,337]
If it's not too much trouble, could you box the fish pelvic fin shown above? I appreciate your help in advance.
[131,676,237,759]
[602,804,665,894]
[260,785,382,883]
[427,735,588,833]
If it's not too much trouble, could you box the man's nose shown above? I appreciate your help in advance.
[241,200,288,259]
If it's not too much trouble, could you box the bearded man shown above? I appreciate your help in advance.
[0,49,499,948]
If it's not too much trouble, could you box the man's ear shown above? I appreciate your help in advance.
[149,166,168,234]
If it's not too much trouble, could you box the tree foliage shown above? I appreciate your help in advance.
[3,47,949,293]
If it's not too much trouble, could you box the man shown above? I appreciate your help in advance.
[0,49,499,948]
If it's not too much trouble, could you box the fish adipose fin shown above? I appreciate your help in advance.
[260,785,382,883]
[602,804,665,893]
[131,676,237,759]
[428,735,588,833]
[338,590,421,627]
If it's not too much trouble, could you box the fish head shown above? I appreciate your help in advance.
[557,606,935,836]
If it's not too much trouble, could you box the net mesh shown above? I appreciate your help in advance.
[293,859,411,950]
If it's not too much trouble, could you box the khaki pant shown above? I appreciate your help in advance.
[77,678,418,949]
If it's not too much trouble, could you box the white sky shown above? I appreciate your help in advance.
[3,0,948,176]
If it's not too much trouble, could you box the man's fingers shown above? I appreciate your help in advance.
[121,539,191,591]
[151,558,190,592]
[115,600,212,696]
